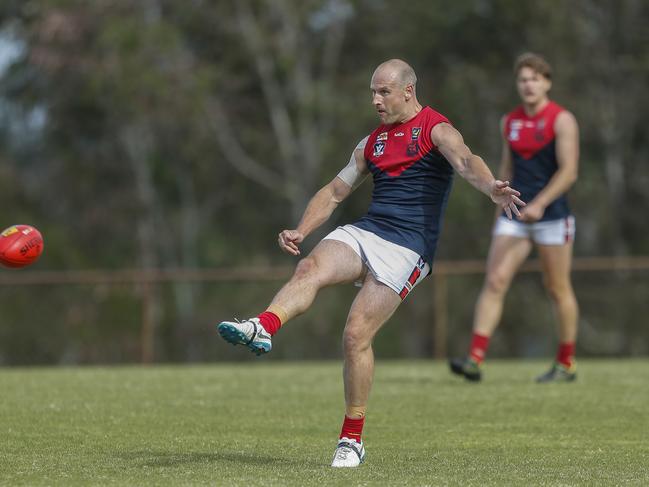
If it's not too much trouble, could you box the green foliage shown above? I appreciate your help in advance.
[0,0,648,364]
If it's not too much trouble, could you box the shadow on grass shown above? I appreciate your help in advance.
[377,375,436,385]
[119,450,322,468]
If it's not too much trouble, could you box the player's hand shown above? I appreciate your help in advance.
[278,229,304,256]
[490,180,525,220]
[518,201,545,222]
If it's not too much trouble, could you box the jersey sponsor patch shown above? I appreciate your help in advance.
[406,141,419,156]
[407,127,422,156]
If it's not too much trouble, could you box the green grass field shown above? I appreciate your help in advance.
[1,360,648,486]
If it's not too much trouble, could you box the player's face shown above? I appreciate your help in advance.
[370,71,409,124]
[516,67,551,106]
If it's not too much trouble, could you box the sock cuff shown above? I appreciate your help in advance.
[340,413,366,441]
[266,304,288,324]
[345,405,367,419]
[469,332,491,364]
[556,342,576,367]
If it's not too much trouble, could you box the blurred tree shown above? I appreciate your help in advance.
[0,0,647,363]
[200,0,355,222]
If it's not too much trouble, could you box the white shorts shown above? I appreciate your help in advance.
[493,215,575,245]
[323,224,430,299]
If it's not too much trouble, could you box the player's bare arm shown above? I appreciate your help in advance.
[519,111,579,222]
[278,138,369,256]
[497,116,513,182]
[431,123,525,219]
[493,116,514,220]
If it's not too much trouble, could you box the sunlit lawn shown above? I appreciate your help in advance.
[1,360,648,486]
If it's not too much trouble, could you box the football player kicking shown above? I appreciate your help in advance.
[217,59,524,467]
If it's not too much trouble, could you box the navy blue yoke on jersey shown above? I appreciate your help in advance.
[353,106,454,266]
[505,101,571,221]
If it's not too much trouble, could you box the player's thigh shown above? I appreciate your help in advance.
[484,235,533,290]
[344,273,401,344]
[304,238,365,286]
[536,241,574,290]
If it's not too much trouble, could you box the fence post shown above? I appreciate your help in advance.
[140,280,155,364]
[433,272,448,359]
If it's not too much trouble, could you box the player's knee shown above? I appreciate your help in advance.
[543,277,572,302]
[343,319,372,354]
[293,256,317,281]
[484,272,509,296]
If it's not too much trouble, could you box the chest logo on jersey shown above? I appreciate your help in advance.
[377,131,388,141]
[373,140,386,157]
[509,118,549,143]
[407,127,421,156]
[508,119,522,141]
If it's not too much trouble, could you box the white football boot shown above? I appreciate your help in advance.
[331,437,365,467]
[217,318,272,355]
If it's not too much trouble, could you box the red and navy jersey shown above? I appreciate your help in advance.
[505,101,571,221]
[353,106,454,265]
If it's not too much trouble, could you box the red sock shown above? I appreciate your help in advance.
[339,415,365,442]
[469,332,490,365]
[556,342,575,368]
[256,311,282,336]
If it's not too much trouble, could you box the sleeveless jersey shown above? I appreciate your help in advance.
[354,106,454,265]
[504,101,571,221]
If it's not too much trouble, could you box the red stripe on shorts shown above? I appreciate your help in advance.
[399,265,422,300]
[408,267,422,286]
[399,286,410,300]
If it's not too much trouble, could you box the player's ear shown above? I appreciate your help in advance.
[543,76,552,92]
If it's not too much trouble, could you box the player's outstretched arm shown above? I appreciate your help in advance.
[492,116,514,221]
[278,138,369,256]
[497,116,514,184]
[431,123,525,219]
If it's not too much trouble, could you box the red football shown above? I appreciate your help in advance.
[0,225,44,268]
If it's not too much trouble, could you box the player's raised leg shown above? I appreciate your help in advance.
[332,274,401,467]
[535,241,579,382]
[217,239,364,355]
[450,234,532,381]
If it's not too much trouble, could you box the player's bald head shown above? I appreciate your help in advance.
[372,59,417,90]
